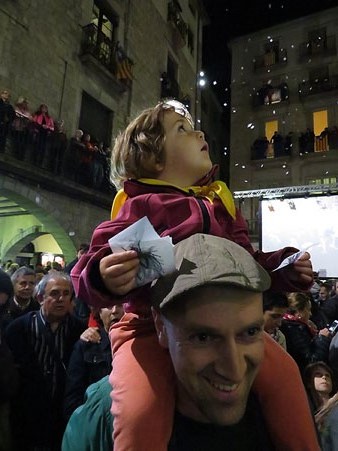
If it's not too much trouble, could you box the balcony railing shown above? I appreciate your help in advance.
[80,23,133,86]
[299,35,336,61]
[298,74,338,100]
[253,48,288,71]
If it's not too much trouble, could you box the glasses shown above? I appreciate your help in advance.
[160,99,194,129]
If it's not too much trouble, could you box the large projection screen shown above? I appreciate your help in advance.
[260,195,338,277]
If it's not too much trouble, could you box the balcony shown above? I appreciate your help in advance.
[79,23,133,90]
[253,82,289,108]
[253,48,288,72]
[167,1,188,49]
[299,35,336,61]
[0,126,115,209]
[298,74,338,100]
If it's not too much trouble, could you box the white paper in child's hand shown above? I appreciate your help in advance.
[272,243,318,272]
[108,217,175,287]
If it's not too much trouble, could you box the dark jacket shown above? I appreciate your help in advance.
[64,328,112,420]
[281,318,331,374]
[0,296,40,336]
[5,311,85,448]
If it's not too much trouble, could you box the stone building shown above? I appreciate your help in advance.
[0,0,213,266]
[228,6,338,240]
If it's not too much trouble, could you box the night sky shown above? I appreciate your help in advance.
[201,0,337,107]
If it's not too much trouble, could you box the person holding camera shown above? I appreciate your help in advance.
[281,292,332,375]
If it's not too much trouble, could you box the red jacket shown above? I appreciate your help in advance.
[71,179,309,312]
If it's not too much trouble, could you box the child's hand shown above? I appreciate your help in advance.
[287,251,313,285]
[100,250,139,295]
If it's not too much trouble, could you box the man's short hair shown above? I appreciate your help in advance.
[263,291,289,312]
[151,234,271,311]
[35,271,72,299]
[11,266,36,284]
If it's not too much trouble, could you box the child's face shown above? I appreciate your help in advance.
[158,111,212,186]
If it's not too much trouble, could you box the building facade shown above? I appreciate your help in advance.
[0,0,211,266]
[228,7,338,240]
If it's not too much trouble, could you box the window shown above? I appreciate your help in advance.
[79,91,113,146]
[265,120,278,142]
[264,40,280,65]
[313,110,328,136]
[187,27,194,54]
[92,1,118,42]
[308,28,327,53]
[309,66,329,84]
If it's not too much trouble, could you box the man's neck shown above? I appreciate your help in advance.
[40,308,65,332]
[13,296,31,309]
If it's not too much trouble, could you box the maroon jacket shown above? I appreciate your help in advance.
[71,179,309,311]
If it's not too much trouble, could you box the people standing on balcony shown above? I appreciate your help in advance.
[0,89,15,153]
[78,133,96,186]
[53,119,68,175]
[63,129,85,181]
[32,103,54,167]
[71,99,316,451]
[12,96,33,160]
[271,131,284,158]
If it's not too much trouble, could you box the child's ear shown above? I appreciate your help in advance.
[154,161,165,173]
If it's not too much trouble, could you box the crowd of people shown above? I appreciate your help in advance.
[251,125,338,160]
[2,98,338,450]
[0,89,113,192]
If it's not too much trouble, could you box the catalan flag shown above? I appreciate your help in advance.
[116,57,133,81]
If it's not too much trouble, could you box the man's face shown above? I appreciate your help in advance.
[263,307,287,334]
[14,274,36,302]
[153,286,264,426]
[319,286,329,301]
[41,277,73,321]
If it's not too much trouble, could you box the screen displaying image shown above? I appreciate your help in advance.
[260,195,338,277]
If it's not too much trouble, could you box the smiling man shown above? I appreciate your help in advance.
[150,233,273,449]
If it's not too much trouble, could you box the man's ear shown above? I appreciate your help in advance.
[152,307,168,348]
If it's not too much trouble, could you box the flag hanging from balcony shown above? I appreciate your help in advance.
[115,42,134,81]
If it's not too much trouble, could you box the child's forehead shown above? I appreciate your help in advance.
[160,100,194,129]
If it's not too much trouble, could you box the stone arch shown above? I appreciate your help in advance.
[0,185,76,263]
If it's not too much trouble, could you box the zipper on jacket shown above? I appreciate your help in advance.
[188,190,210,234]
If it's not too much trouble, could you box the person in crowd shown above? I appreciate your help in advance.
[92,141,107,189]
[63,129,85,180]
[64,304,124,420]
[0,269,18,451]
[52,119,68,175]
[5,271,85,451]
[64,243,91,325]
[4,262,19,276]
[71,99,315,451]
[0,89,15,153]
[321,281,338,325]
[78,133,96,186]
[318,283,332,305]
[11,96,33,160]
[304,361,338,450]
[270,131,284,158]
[263,290,288,349]
[281,292,331,373]
[32,103,54,166]
[0,266,39,334]
[66,234,319,450]
[64,243,90,275]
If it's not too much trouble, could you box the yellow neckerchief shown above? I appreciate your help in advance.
[111,178,236,220]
